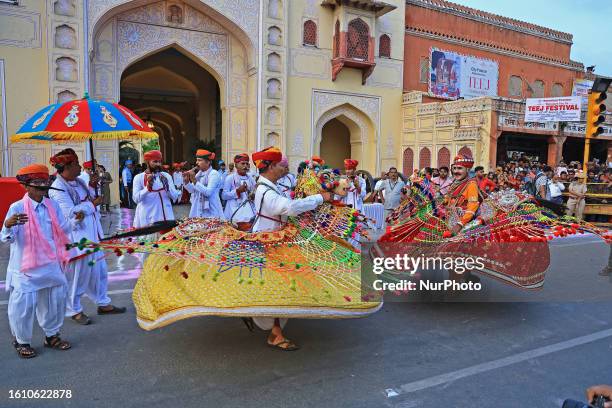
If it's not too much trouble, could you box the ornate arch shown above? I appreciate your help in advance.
[88,0,257,66]
[314,103,376,170]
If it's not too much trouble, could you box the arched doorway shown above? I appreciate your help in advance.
[119,47,221,163]
[320,118,351,170]
[403,147,414,176]
[314,103,376,172]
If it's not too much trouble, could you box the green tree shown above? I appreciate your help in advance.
[142,138,160,153]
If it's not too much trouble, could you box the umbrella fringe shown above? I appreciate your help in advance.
[11,130,157,143]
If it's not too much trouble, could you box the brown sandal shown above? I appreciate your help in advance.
[44,335,71,351]
[267,336,300,351]
[71,312,91,325]
[14,342,37,359]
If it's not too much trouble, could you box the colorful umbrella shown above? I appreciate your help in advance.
[10,94,157,166]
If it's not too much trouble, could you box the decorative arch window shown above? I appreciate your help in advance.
[347,18,369,60]
[379,34,391,58]
[419,147,431,169]
[333,20,340,58]
[531,80,545,98]
[403,147,414,177]
[303,20,317,46]
[509,75,522,97]
[437,147,451,168]
[552,83,564,97]
[419,57,429,84]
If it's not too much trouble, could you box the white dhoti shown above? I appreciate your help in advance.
[65,255,111,316]
[8,284,67,344]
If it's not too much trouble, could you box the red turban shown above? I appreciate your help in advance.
[234,153,249,163]
[344,159,359,170]
[196,149,215,160]
[50,149,78,167]
[16,164,49,181]
[252,146,282,169]
[162,164,170,170]
[311,156,325,166]
[144,150,163,162]
[172,162,182,169]
[453,154,474,168]
[82,160,94,169]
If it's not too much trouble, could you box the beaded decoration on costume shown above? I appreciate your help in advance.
[75,167,379,330]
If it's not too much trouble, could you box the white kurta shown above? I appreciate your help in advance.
[252,175,323,330]
[50,176,111,315]
[338,176,367,212]
[276,173,296,199]
[132,171,181,228]
[222,172,256,223]
[2,198,72,343]
[184,168,224,219]
[173,172,184,189]
[253,175,323,232]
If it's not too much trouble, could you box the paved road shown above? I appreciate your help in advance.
[0,206,610,408]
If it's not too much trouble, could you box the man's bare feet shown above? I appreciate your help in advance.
[266,319,299,351]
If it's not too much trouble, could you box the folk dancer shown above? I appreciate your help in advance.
[249,147,333,350]
[222,153,256,225]
[49,149,125,325]
[276,156,296,199]
[132,150,181,228]
[184,149,224,219]
[445,154,481,236]
[3,164,73,358]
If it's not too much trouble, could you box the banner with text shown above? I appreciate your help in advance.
[525,96,582,122]
[429,47,499,100]
[572,78,594,107]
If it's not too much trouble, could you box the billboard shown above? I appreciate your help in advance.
[524,96,582,122]
[571,78,594,107]
[429,47,499,100]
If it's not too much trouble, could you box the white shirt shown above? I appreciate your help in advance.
[132,171,181,228]
[122,167,133,187]
[173,171,184,188]
[276,173,296,199]
[379,179,406,211]
[50,175,106,269]
[222,172,256,222]
[253,175,323,232]
[338,176,367,212]
[1,197,72,292]
[184,168,224,219]
[549,180,566,198]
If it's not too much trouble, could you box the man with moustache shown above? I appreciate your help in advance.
[445,154,481,236]
[183,149,224,219]
[132,150,181,228]
[222,153,256,224]
[276,156,296,199]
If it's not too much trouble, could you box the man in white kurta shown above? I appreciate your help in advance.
[222,153,256,223]
[49,149,125,325]
[250,147,332,351]
[132,150,181,228]
[184,149,224,219]
[172,163,184,191]
[3,164,73,357]
[276,156,296,199]
[339,159,367,212]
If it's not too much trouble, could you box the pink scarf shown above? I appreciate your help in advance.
[20,194,71,273]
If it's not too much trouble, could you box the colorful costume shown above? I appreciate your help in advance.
[380,155,611,289]
[81,161,380,330]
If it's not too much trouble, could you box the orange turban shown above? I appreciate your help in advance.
[252,146,282,169]
[344,159,359,170]
[234,153,249,163]
[144,150,163,162]
[311,156,325,166]
[82,160,94,169]
[16,164,49,181]
[453,154,474,168]
[50,149,78,167]
[196,149,215,160]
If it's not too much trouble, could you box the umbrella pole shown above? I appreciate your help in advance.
[88,138,99,197]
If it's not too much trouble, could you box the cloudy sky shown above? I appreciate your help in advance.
[456,0,612,75]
